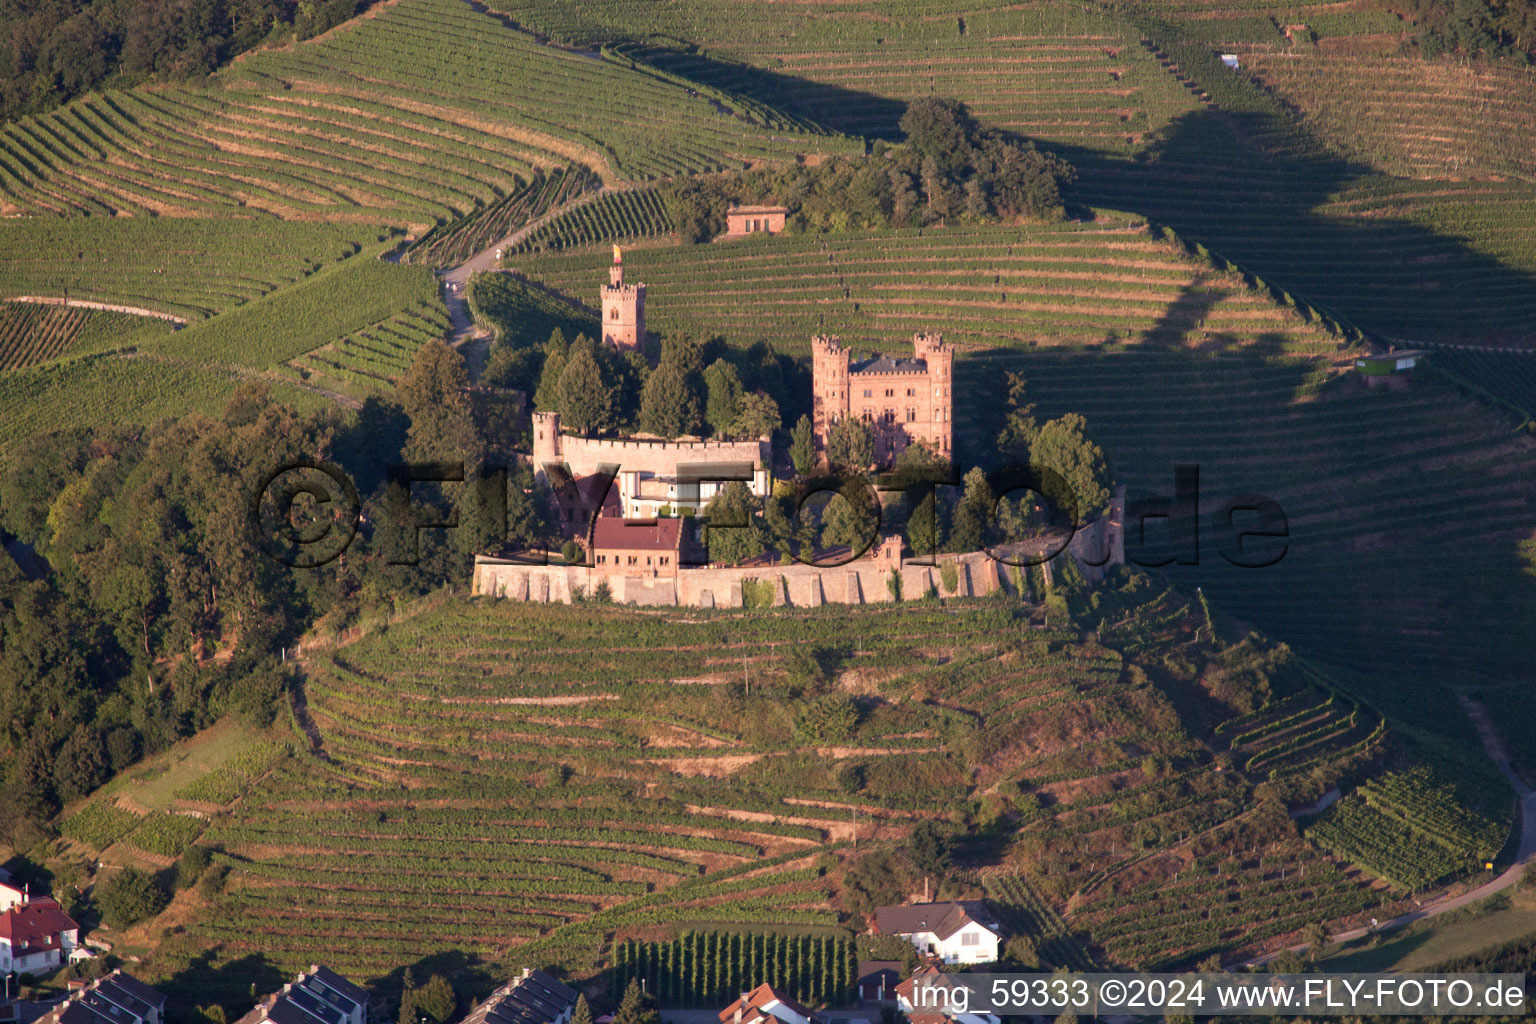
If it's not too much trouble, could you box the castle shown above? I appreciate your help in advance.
[811,332,954,465]
[600,245,645,351]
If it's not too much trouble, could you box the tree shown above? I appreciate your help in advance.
[703,359,744,437]
[638,361,701,438]
[570,995,594,1024]
[613,979,654,1024]
[52,725,106,801]
[702,481,765,565]
[398,968,418,1024]
[794,695,859,743]
[731,391,780,440]
[826,417,874,471]
[996,372,1038,459]
[790,415,816,476]
[948,467,994,553]
[1030,414,1110,518]
[413,975,457,1023]
[899,97,975,176]
[963,176,990,218]
[907,820,949,877]
[906,492,942,558]
[821,479,877,552]
[97,868,168,928]
[559,344,620,436]
[398,340,475,462]
[532,334,568,411]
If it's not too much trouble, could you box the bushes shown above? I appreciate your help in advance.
[793,696,859,744]
[97,868,168,928]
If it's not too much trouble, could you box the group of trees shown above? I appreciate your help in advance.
[523,327,804,441]
[0,341,555,845]
[1400,0,1536,58]
[0,0,373,121]
[665,97,1076,241]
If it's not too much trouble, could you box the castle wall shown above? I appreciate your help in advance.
[473,550,1011,608]
[531,412,769,482]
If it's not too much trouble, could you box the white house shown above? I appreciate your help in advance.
[718,983,816,1024]
[870,901,1004,965]
[0,895,78,977]
[0,880,25,913]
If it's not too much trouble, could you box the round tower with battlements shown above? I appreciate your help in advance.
[811,334,851,454]
[600,248,645,352]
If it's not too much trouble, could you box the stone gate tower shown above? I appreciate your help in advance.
[600,246,645,352]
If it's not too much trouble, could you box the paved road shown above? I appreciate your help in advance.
[1243,693,1536,967]
[439,185,615,350]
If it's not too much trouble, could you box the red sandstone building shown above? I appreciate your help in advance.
[600,246,645,351]
[723,205,789,236]
[811,332,954,465]
[590,516,684,577]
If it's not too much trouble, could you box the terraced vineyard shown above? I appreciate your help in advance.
[1242,54,1536,180]
[955,349,1536,681]
[1307,765,1510,892]
[513,219,1345,356]
[510,187,674,254]
[611,933,856,1007]
[0,0,856,226]
[403,166,599,267]
[172,586,1414,983]
[0,218,382,322]
[0,302,154,370]
[286,301,452,397]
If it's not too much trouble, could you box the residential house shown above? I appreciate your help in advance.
[234,965,369,1024]
[870,902,1003,965]
[43,970,165,1024]
[895,966,999,1024]
[459,968,579,1024]
[0,894,79,976]
[717,983,815,1024]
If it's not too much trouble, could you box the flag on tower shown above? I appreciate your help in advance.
[613,244,622,264]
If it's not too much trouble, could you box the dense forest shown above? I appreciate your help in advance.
[1403,0,1536,56]
[0,0,373,121]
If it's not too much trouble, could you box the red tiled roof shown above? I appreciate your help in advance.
[717,984,813,1024]
[0,897,77,950]
[591,517,682,552]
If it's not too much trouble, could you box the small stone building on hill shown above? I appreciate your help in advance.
[723,205,789,237]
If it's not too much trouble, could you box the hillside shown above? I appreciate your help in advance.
[90,582,1501,1005]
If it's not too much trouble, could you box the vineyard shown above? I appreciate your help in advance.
[135,256,442,372]
[164,583,1432,983]
[1306,764,1511,893]
[286,301,452,397]
[403,167,599,268]
[509,188,674,254]
[0,352,329,455]
[0,219,382,322]
[0,302,153,371]
[1242,54,1536,181]
[955,348,1536,683]
[610,933,856,1007]
[512,218,1345,356]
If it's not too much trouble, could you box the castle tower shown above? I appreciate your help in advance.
[600,246,645,352]
[531,410,562,483]
[810,334,851,454]
[912,331,954,457]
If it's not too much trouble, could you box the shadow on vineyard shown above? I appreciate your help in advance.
[1064,106,1536,346]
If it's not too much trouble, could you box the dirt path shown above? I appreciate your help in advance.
[1241,692,1536,967]
[8,295,188,324]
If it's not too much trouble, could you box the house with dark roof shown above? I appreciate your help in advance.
[870,901,1003,965]
[717,983,815,1024]
[459,968,579,1024]
[43,970,165,1024]
[233,965,368,1024]
[0,894,79,976]
[894,966,999,1024]
[855,962,902,1006]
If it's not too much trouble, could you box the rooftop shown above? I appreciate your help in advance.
[727,205,789,215]
[591,517,683,552]
[850,355,928,375]
[0,896,77,950]
[871,901,1001,941]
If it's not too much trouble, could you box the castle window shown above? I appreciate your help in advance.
[610,308,618,320]
[907,387,915,396]
[885,388,893,398]
[863,389,871,398]
[907,408,916,422]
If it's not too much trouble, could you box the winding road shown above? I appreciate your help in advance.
[1243,692,1536,967]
